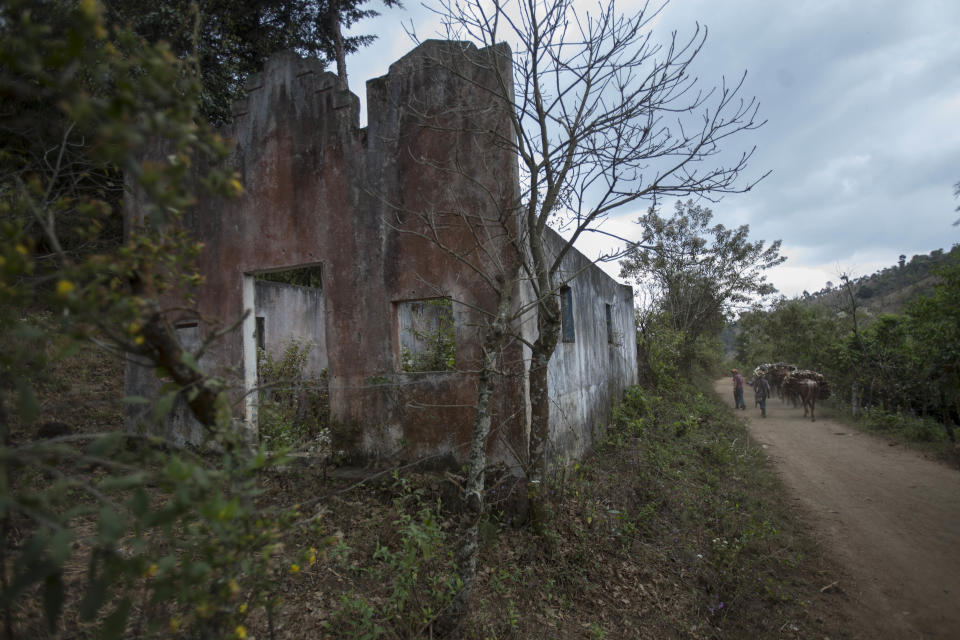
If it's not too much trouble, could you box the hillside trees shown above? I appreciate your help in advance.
[1,3,306,634]
[620,199,784,372]
[734,253,960,442]
[906,257,960,441]
[735,299,839,370]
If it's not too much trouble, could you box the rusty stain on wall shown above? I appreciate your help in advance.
[125,41,638,467]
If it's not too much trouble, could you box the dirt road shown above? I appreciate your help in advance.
[713,379,960,639]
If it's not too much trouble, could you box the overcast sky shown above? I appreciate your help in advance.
[345,0,960,298]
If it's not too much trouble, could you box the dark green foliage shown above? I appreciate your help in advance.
[1,4,314,635]
[257,338,331,451]
[621,199,784,372]
[399,299,455,373]
[735,299,841,368]
[734,247,960,448]
[104,0,399,125]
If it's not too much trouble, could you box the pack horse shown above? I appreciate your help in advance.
[782,370,830,422]
[795,379,819,421]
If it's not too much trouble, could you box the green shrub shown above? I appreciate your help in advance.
[257,338,330,453]
[326,476,460,638]
[399,299,455,373]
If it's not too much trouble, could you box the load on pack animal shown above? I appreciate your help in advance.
[753,362,797,402]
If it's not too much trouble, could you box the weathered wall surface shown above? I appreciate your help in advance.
[343,40,527,464]
[540,229,639,461]
[254,280,327,375]
[125,41,637,468]
[126,41,527,464]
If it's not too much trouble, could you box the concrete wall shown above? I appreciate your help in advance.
[254,280,327,375]
[125,41,637,467]
[540,229,639,462]
[126,41,527,463]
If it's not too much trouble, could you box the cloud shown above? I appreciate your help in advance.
[346,0,960,296]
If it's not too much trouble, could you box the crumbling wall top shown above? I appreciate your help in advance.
[228,51,360,151]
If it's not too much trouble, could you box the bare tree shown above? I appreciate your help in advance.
[422,0,767,499]
[372,0,769,625]
[371,40,531,630]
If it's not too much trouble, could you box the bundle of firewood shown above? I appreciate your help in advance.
[753,362,796,384]
[783,369,831,399]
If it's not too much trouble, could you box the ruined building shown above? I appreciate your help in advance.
[125,41,638,466]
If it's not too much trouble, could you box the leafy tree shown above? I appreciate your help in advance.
[907,256,960,440]
[857,314,916,411]
[1,3,310,635]
[104,0,399,124]
[735,298,842,375]
[620,199,785,371]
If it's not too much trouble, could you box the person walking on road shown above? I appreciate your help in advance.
[752,375,771,417]
[731,369,746,410]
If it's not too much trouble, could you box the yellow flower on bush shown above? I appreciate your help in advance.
[234,625,247,639]
[289,563,300,574]
[144,563,158,577]
[56,280,75,296]
[308,547,317,566]
[238,602,248,614]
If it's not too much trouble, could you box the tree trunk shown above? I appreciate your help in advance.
[441,286,512,632]
[328,0,348,86]
[851,380,858,417]
[126,267,229,432]
[527,294,560,535]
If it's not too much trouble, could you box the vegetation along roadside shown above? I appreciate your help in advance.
[4,335,856,637]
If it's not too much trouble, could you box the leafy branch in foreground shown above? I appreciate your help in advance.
[0,2,316,636]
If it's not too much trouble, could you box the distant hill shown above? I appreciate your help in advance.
[722,244,960,360]
[797,244,960,315]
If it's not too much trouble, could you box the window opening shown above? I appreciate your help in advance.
[174,321,200,352]
[605,304,613,344]
[255,316,265,353]
[255,264,322,290]
[560,286,575,343]
[396,298,455,371]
